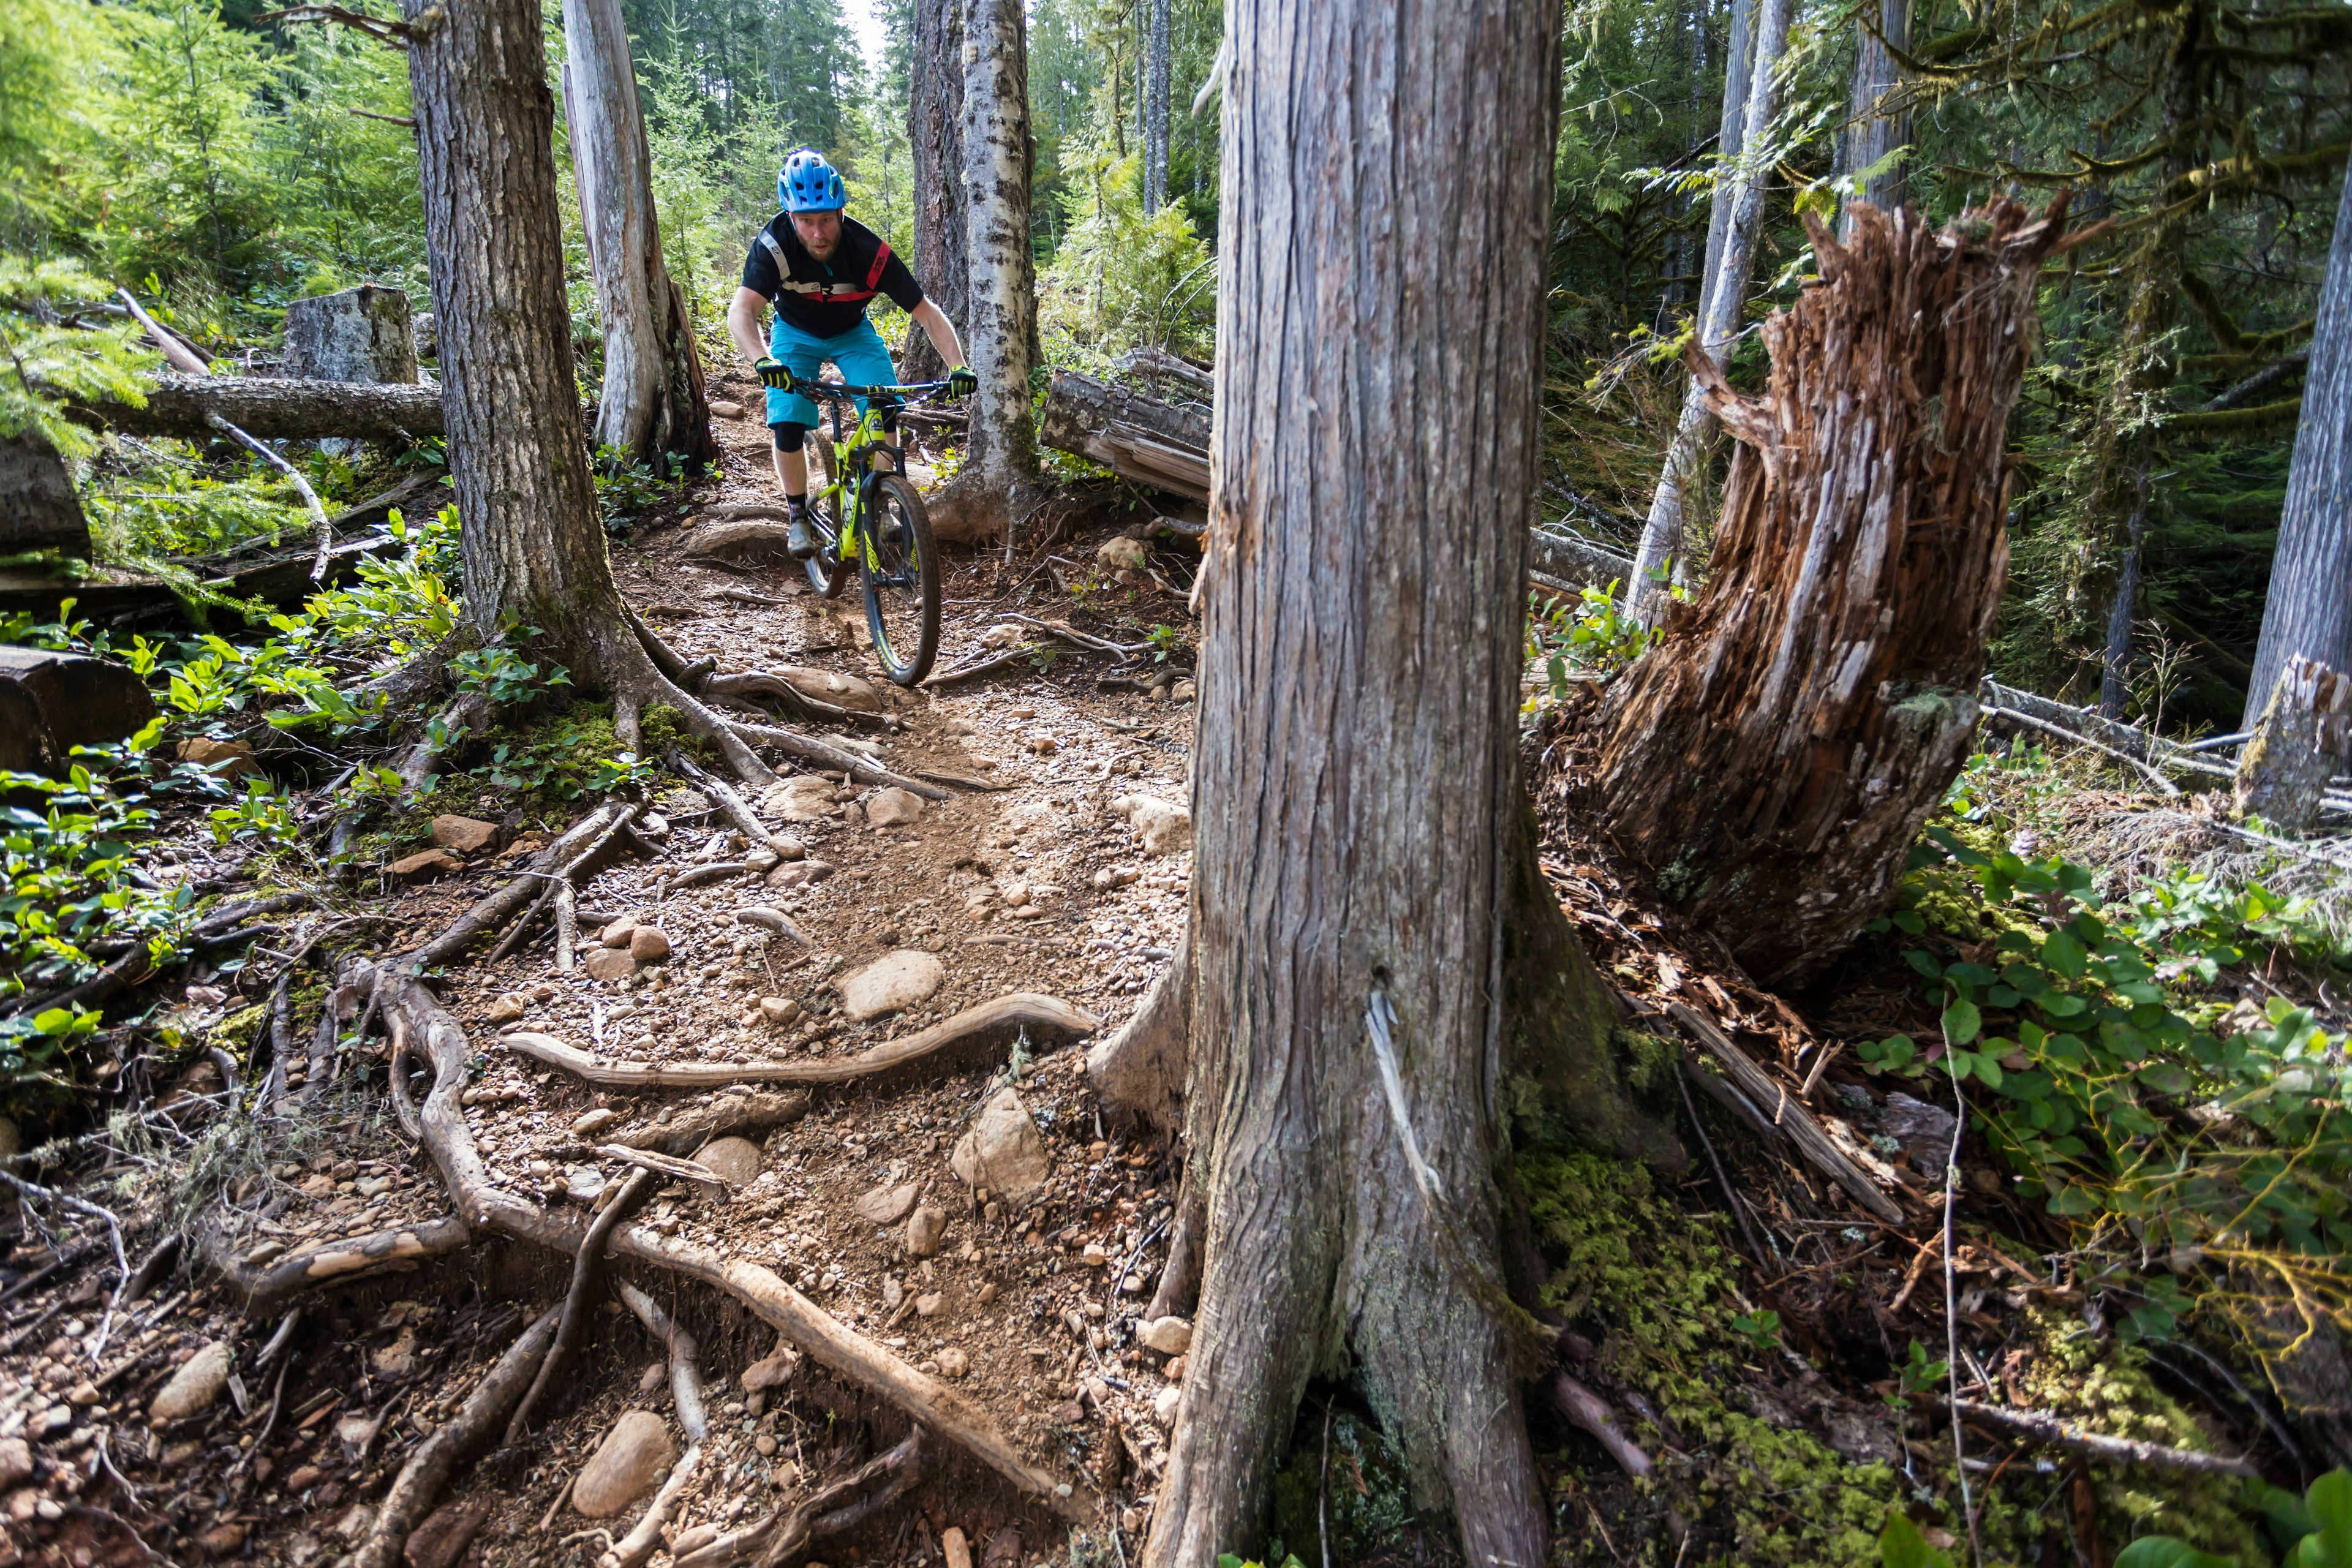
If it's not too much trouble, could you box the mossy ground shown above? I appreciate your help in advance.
[1520,1145,1902,1567]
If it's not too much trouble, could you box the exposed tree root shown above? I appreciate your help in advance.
[720,718,951,799]
[1085,930,1192,1136]
[352,1303,560,1568]
[402,804,638,971]
[603,1280,707,1568]
[611,1088,810,1156]
[702,669,892,731]
[1549,1371,1653,1478]
[595,1144,724,1186]
[201,1213,474,1315]
[672,1428,925,1568]
[507,1167,655,1444]
[356,965,1094,1519]
[668,751,806,857]
[1145,1181,1203,1322]
[503,994,1099,1088]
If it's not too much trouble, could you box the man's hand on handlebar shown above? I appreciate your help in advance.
[946,364,978,398]
[754,356,796,391]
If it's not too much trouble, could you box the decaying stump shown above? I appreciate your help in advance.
[2236,655,2351,832]
[1586,197,2089,984]
[0,429,91,559]
[284,285,421,386]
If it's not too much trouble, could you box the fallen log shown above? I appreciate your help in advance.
[1036,370,1210,502]
[67,373,446,442]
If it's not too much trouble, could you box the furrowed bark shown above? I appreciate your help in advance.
[1147,0,1586,1558]
[928,0,1042,543]
[1587,200,2079,985]
[904,0,967,387]
[2244,146,2352,724]
[2235,655,2352,832]
[560,0,718,469]
[1625,0,1792,620]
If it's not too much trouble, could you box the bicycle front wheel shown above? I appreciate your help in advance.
[859,473,940,685]
[803,434,850,599]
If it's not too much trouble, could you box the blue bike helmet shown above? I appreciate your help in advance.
[779,148,846,213]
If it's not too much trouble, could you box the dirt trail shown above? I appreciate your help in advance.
[0,372,1205,1564]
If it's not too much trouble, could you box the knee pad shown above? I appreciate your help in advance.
[771,420,812,452]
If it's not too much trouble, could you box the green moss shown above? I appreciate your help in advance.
[2008,1310,2264,1561]
[1520,1147,1900,1567]
[641,703,695,760]
[1267,1411,1434,1564]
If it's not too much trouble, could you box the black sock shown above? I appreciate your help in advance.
[786,492,807,514]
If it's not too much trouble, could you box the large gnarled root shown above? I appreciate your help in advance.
[613,1090,811,1156]
[352,1303,560,1568]
[507,1167,655,1443]
[504,994,1099,1088]
[1086,930,1193,1136]
[201,1213,474,1316]
[363,965,1093,1521]
[721,717,951,800]
[402,803,638,972]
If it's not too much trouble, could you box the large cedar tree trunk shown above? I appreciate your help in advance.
[1139,0,1670,1557]
[400,0,763,780]
[903,0,967,386]
[1624,0,1793,620]
[930,0,1042,541]
[562,0,718,470]
[1588,201,2076,985]
[2244,147,2352,724]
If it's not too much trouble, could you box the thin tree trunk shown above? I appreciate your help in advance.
[1626,0,1787,622]
[1589,200,2079,984]
[2244,146,2352,723]
[1839,0,1909,238]
[1145,0,1584,1557]
[1145,0,1172,209]
[904,0,967,385]
[2079,9,2206,714]
[930,0,1041,541]
[562,0,718,469]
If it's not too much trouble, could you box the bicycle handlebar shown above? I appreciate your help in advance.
[797,378,954,401]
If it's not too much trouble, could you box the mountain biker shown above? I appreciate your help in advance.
[726,147,978,560]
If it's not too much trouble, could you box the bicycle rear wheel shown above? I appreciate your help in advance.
[859,473,940,685]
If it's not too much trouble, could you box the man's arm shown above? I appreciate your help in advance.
[910,298,965,372]
[727,287,772,364]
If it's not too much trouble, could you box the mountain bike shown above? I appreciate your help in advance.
[795,378,950,686]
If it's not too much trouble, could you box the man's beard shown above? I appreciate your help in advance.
[804,235,839,260]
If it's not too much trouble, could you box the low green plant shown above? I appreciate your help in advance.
[2109,1469,2352,1568]
[1858,756,2352,1367]
[593,445,685,535]
[1526,578,1660,703]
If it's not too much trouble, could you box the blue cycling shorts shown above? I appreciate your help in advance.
[764,316,897,431]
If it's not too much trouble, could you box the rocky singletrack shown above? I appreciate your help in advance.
[0,366,1210,1566]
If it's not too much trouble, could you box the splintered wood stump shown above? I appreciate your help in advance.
[1589,197,2083,984]
[2236,655,2351,832]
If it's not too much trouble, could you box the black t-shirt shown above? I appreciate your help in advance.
[741,213,924,339]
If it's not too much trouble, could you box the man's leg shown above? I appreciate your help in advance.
[832,322,902,473]
[766,319,829,556]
